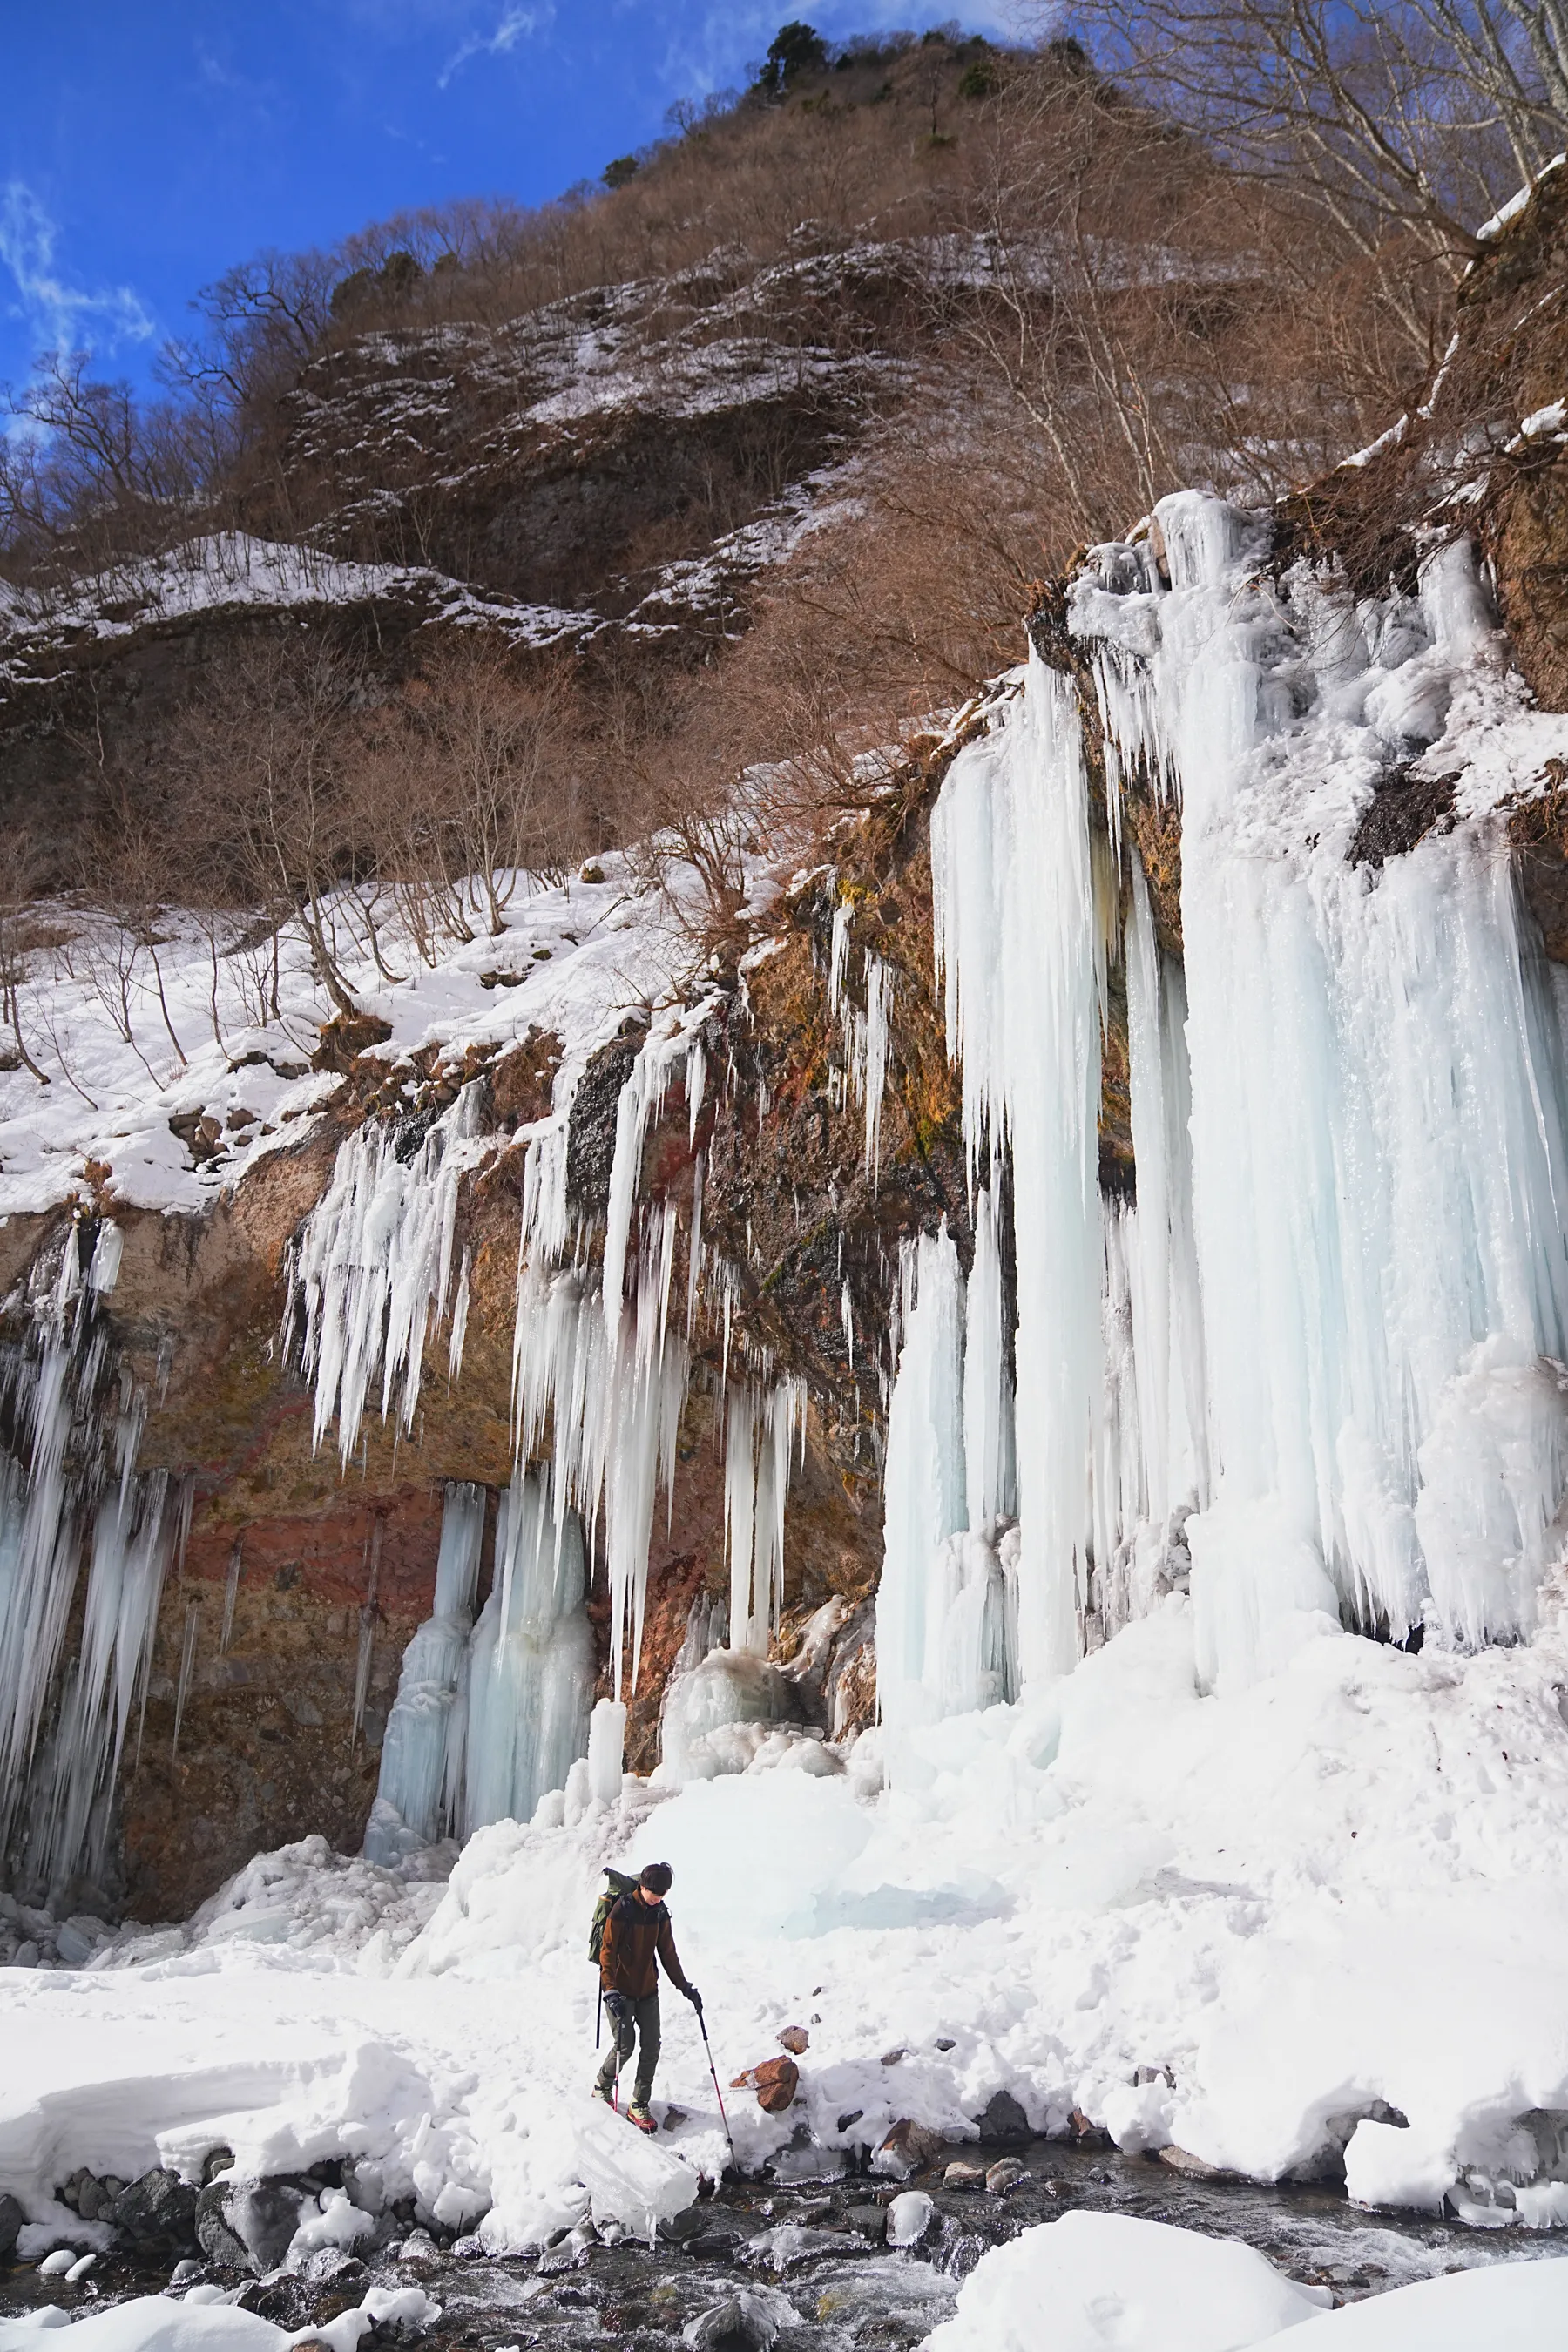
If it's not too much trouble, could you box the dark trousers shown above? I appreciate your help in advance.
[596,1990,660,2105]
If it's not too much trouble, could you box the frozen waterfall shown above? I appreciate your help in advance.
[363,1480,487,1862]
[875,1216,1019,1724]
[0,1219,180,1904]
[918,492,1568,1697]
[463,1468,594,1835]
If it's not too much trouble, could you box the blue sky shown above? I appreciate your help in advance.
[0,1,1015,397]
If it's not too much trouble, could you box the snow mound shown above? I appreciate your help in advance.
[0,2305,281,2352]
[923,2211,1325,2351]
[1284,2253,1568,2342]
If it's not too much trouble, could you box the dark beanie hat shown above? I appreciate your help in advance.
[639,1862,673,1895]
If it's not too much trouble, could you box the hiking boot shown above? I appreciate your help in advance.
[591,2084,614,2105]
[627,2103,657,2134]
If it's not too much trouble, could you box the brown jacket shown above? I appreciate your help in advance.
[599,1891,690,2000]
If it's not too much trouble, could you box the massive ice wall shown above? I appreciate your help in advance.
[907,490,1568,1703]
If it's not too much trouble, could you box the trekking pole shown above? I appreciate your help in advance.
[694,2004,739,2173]
[596,1988,602,2051]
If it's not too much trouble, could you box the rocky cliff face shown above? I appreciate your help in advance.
[7,161,1568,1928]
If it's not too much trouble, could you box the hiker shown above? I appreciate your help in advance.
[591,1861,701,2132]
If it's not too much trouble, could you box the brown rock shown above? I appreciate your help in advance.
[1069,2108,1111,2146]
[1158,2145,1228,2180]
[943,2161,984,2188]
[311,1012,394,1073]
[752,2056,800,2114]
[777,2026,809,2054]
[872,2119,943,2180]
[984,2159,1028,2193]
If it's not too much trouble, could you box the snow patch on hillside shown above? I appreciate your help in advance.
[0,851,715,1220]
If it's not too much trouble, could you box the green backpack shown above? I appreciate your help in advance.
[588,1868,640,1965]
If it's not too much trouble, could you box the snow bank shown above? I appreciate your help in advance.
[925,2213,1568,2351]
[1284,2252,1568,2340]
[0,2312,281,2352]
[923,2211,1325,2350]
[0,2278,447,2352]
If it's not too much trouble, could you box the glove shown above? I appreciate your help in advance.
[684,1984,702,2010]
[604,1990,631,2025]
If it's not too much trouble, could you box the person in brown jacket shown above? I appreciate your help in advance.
[593,1861,700,2130]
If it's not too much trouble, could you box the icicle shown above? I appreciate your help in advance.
[828,896,853,1016]
[841,1279,855,1369]
[172,1601,199,1757]
[352,1517,382,1746]
[686,1152,705,1336]
[963,1186,1017,1527]
[586,1696,626,1805]
[686,1035,707,1146]
[448,1247,472,1387]
[1083,493,1568,1673]
[722,1375,807,1655]
[289,1085,485,1467]
[220,1537,243,1653]
[863,954,893,1181]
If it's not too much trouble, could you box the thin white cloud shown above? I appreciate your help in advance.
[437,3,553,88]
[0,182,155,364]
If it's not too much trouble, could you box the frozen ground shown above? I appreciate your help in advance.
[3,1597,1568,2283]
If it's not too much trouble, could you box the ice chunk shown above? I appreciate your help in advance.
[586,1699,627,1805]
[885,2191,933,2246]
[1342,2117,1456,2214]
[570,2099,698,2243]
[923,2210,1322,2352]
[659,1649,799,1785]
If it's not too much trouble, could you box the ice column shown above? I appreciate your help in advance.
[932,649,1106,1680]
[463,1468,594,1834]
[1124,855,1208,1529]
[725,1377,808,1654]
[875,1227,969,1720]
[363,1481,486,1862]
[963,1185,1017,1528]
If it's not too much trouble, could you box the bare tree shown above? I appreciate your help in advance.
[0,830,51,1086]
[169,634,367,1018]
[1070,0,1568,266]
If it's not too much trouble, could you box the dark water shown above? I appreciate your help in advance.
[5,2139,1565,2349]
